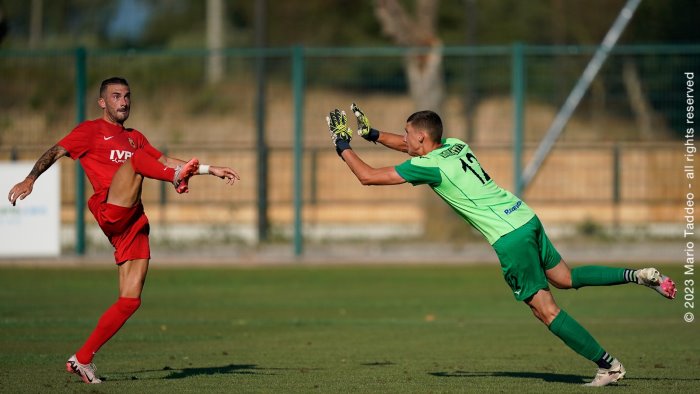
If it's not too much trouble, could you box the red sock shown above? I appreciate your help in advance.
[129,150,175,183]
[75,297,141,364]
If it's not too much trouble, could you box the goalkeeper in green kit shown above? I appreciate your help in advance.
[326,104,677,387]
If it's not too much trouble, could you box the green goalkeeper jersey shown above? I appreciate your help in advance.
[395,137,535,245]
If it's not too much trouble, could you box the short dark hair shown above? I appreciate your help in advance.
[406,110,443,142]
[99,77,129,97]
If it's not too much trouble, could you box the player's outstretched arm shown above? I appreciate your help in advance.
[351,103,407,153]
[327,108,405,186]
[341,149,406,186]
[158,155,187,168]
[8,144,67,206]
[375,131,408,153]
[204,165,241,185]
[158,155,240,185]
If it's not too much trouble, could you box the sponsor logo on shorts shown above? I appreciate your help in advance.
[503,200,522,215]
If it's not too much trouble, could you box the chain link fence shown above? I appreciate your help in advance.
[1,45,697,249]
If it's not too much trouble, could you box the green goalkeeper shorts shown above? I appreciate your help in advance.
[492,215,562,302]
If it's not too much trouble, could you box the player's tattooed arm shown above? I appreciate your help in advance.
[27,145,68,180]
[159,155,186,168]
[8,144,67,205]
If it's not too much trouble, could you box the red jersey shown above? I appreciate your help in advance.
[58,118,162,197]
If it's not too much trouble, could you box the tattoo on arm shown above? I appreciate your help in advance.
[27,145,67,180]
[161,156,186,167]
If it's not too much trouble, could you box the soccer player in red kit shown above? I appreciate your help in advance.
[7,77,240,384]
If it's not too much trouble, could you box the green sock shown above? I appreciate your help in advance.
[548,309,606,363]
[570,266,636,289]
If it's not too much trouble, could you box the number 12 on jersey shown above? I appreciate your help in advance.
[460,153,491,184]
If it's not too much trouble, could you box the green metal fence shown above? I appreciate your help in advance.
[1,44,698,255]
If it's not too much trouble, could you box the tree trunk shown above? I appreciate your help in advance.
[375,0,466,241]
[462,0,478,142]
[30,0,43,49]
[405,44,445,111]
[375,0,445,111]
[622,59,654,139]
[206,0,225,84]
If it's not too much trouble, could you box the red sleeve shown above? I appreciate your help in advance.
[133,130,163,159]
[57,122,91,160]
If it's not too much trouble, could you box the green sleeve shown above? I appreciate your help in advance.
[395,159,442,186]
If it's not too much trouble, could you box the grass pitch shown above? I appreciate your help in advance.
[0,264,697,393]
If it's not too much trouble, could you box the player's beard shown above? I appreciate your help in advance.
[109,107,130,125]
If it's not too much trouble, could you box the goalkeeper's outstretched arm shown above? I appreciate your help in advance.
[351,102,407,153]
[374,130,407,153]
[340,149,406,186]
[328,106,405,186]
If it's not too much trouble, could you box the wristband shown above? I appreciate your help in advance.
[364,128,380,142]
[335,140,351,158]
[198,164,210,175]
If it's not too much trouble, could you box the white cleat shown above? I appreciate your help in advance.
[66,354,101,384]
[584,358,626,387]
[637,268,677,299]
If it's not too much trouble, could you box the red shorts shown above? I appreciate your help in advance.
[88,192,151,264]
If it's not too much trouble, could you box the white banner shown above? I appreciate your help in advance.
[0,162,61,257]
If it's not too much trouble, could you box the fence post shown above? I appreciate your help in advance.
[255,1,269,242]
[612,143,621,228]
[512,42,525,197]
[74,47,87,255]
[292,45,305,256]
[310,148,318,205]
[255,55,269,243]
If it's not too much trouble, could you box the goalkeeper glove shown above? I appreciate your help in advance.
[351,102,379,142]
[326,109,352,157]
